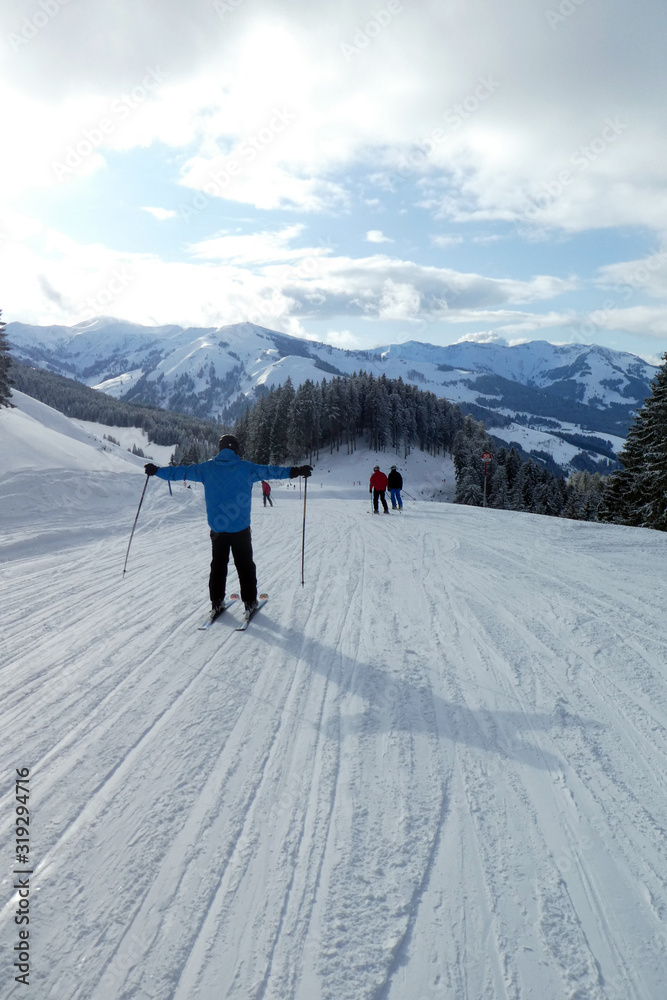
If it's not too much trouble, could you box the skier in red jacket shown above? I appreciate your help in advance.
[369,465,389,513]
[261,480,273,507]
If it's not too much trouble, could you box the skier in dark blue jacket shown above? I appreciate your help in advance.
[145,435,311,619]
[387,465,403,510]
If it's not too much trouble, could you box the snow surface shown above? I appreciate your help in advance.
[0,392,146,474]
[1,398,667,1000]
[70,418,176,468]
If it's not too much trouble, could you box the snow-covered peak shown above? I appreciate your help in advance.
[6,319,659,471]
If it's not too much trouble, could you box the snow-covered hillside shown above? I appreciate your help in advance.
[1,399,667,1000]
[7,319,659,471]
[2,391,178,469]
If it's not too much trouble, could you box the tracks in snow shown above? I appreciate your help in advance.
[1,489,667,999]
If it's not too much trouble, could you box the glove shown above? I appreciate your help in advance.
[290,465,312,478]
[144,463,159,476]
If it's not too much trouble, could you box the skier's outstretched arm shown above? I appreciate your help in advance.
[144,462,206,484]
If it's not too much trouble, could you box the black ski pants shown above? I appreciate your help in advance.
[209,526,257,607]
[373,488,389,513]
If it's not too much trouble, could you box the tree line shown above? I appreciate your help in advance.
[229,370,608,523]
[231,372,466,464]
[452,413,606,520]
[452,352,667,530]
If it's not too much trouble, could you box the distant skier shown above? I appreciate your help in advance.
[369,465,389,514]
[387,465,403,510]
[144,435,311,620]
[261,480,273,507]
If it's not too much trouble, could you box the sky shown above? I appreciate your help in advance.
[1,0,667,362]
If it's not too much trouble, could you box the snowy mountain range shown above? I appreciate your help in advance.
[6,318,659,470]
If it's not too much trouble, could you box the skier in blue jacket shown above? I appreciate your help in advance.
[145,435,311,620]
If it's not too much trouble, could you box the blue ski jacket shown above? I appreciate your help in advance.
[156,449,292,533]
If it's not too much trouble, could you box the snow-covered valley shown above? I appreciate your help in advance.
[1,395,666,999]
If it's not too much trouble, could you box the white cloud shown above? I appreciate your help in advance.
[455,331,506,345]
[2,0,667,358]
[141,206,177,220]
[323,329,361,349]
[188,225,328,264]
[585,305,667,338]
[492,310,580,335]
[377,279,421,320]
[0,221,575,333]
[365,230,392,243]
[178,155,349,213]
[4,0,667,232]
[595,249,667,298]
[431,234,463,248]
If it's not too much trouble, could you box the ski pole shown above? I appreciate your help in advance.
[301,476,308,587]
[123,474,149,577]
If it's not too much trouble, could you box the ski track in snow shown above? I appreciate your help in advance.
[1,473,667,1000]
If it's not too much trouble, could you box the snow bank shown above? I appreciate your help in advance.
[0,392,145,475]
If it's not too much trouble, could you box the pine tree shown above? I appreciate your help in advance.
[270,378,295,463]
[287,380,321,462]
[545,480,565,517]
[599,353,667,530]
[388,390,405,453]
[346,377,361,452]
[490,463,510,509]
[323,379,341,453]
[453,415,495,506]
[247,394,273,463]
[0,311,13,407]
[561,482,583,520]
[509,460,537,512]
[457,468,484,506]
[504,448,522,491]
[368,377,391,451]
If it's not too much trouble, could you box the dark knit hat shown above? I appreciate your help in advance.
[218,434,240,454]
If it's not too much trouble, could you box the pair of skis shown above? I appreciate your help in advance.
[198,593,268,631]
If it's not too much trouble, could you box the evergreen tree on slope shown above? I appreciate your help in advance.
[599,352,667,530]
[0,311,13,407]
[270,378,295,463]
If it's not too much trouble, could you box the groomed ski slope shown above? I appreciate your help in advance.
[2,441,667,997]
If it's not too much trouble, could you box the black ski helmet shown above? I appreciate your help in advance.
[219,434,240,454]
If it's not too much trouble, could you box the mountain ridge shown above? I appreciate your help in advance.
[7,319,658,472]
